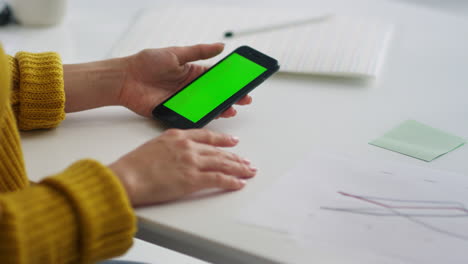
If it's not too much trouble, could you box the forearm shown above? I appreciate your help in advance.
[64,57,127,113]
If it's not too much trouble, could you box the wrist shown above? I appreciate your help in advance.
[108,160,137,206]
[63,57,128,112]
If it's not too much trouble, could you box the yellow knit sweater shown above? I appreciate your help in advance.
[0,46,136,263]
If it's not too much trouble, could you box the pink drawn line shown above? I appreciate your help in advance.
[337,191,468,213]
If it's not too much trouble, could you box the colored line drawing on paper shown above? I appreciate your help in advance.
[321,191,468,241]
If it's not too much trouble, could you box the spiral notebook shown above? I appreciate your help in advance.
[111,7,393,79]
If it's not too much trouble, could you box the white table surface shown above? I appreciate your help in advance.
[2,0,468,263]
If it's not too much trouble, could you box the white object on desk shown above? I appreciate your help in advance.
[238,152,468,263]
[10,0,67,26]
[111,7,393,79]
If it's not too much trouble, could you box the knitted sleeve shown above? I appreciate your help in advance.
[8,52,65,130]
[0,160,136,264]
[0,46,10,116]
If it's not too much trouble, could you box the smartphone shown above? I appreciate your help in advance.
[152,46,279,129]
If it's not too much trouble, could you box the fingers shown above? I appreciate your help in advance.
[167,129,238,147]
[194,144,256,191]
[170,43,225,65]
[197,143,250,165]
[235,95,252,105]
[198,172,247,190]
[198,155,256,179]
[216,95,252,119]
[217,107,237,119]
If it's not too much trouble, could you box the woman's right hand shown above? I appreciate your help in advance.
[109,129,257,206]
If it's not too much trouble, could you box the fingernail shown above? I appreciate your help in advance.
[249,165,258,172]
[242,158,251,165]
[239,179,247,186]
[231,136,239,143]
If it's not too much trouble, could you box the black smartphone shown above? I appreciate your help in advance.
[152,46,279,129]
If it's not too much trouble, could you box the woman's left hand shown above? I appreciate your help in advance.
[118,43,252,118]
[63,43,252,118]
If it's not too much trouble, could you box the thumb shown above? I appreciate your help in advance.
[169,43,224,65]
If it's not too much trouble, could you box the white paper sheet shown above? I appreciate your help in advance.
[238,152,468,263]
[111,7,393,78]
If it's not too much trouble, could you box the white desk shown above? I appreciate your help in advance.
[4,0,468,263]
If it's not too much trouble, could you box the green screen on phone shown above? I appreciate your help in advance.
[163,53,267,122]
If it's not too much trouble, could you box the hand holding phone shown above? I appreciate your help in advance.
[152,46,279,129]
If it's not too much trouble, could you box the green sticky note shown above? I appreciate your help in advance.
[370,120,466,161]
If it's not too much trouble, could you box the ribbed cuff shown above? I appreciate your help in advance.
[7,54,20,117]
[0,46,10,115]
[0,183,79,263]
[42,159,136,263]
[15,52,65,130]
